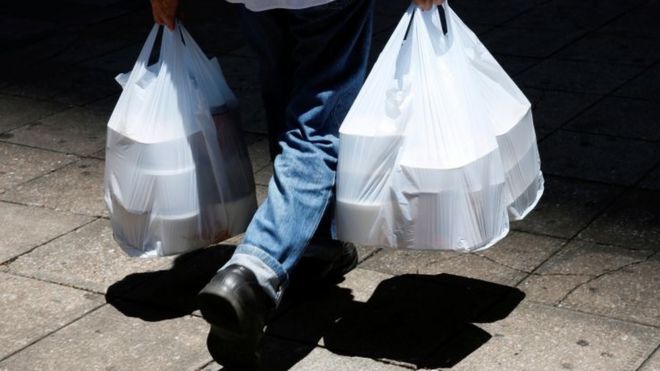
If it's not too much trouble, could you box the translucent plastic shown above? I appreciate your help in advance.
[105,24,257,257]
[336,4,544,252]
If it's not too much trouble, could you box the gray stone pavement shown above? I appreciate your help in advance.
[1,0,660,370]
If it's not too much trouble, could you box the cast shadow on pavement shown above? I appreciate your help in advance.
[106,245,524,370]
[106,243,237,320]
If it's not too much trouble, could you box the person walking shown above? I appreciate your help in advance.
[150,0,443,368]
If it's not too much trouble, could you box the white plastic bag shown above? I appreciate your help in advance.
[336,3,544,252]
[105,24,257,257]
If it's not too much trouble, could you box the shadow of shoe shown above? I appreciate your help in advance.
[105,244,236,321]
[210,285,359,371]
[107,250,523,370]
[205,283,358,371]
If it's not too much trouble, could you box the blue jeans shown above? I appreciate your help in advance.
[221,0,374,302]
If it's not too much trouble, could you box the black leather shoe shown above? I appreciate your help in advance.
[290,241,359,289]
[197,264,275,370]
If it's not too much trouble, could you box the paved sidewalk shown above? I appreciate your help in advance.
[1,0,659,370]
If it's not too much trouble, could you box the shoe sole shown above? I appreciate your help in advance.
[206,326,260,370]
[197,290,262,369]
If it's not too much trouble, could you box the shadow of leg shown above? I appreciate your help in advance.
[105,244,236,321]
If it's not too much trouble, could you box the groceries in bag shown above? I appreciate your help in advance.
[336,3,543,251]
[105,24,257,257]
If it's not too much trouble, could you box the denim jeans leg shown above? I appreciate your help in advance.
[221,0,375,302]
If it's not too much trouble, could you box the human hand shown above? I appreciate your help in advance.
[413,0,444,11]
[150,0,180,30]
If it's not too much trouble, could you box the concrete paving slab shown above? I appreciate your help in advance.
[597,2,660,40]
[450,0,536,26]
[0,63,54,92]
[523,88,602,130]
[0,201,92,264]
[1,2,658,371]
[640,165,660,192]
[518,239,652,305]
[89,148,106,160]
[359,247,527,286]
[248,139,271,174]
[7,219,174,294]
[79,42,143,73]
[579,189,660,251]
[269,268,524,369]
[1,158,106,217]
[225,44,257,58]
[511,176,623,239]
[0,15,56,49]
[23,1,132,28]
[534,127,553,141]
[562,253,660,327]
[492,55,540,76]
[3,107,108,156]
[336,267,396,303]
[566,96,660,141]
[519,59,642,95]
[481,27,585,58]
[0,305,210,371]
[613,65,660,102]
[82,10,154,41]
[322,277,523,369]
[0,95,67,134]
[83,94,120,116]
[518,273,592,305]
[505,1,637,31]
[557,34,660,67]
[358,248,458,275]
[200,337,405,371]
[0,142,76,194]
[3,32,121,67]
[520,240,659,325]
[198,336,321,371]
[1,65,121,107]
[640,348,660,371]
[290,346,408,371]
[254,165,272,186]
[538,130,660,186]
[242,132,268,146]
[106,244,235,317]
[266,269,393,346]
[51,36,136,66]
[0,272,103,360]
[356,245,380,264]
[444,301,660,371]
[476,231,566,272]
[534,240,652,277]
[256,184,268,205]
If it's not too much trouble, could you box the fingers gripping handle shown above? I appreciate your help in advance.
[404,2,449,40]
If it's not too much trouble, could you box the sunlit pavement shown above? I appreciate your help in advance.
[0,0,659,370]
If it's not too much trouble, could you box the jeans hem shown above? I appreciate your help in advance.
[235,243,289,286]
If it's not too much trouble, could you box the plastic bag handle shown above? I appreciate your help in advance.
[157,20,195,100]
[178,24,206,58]
[124,24,161,87]
[404,2,449,40]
